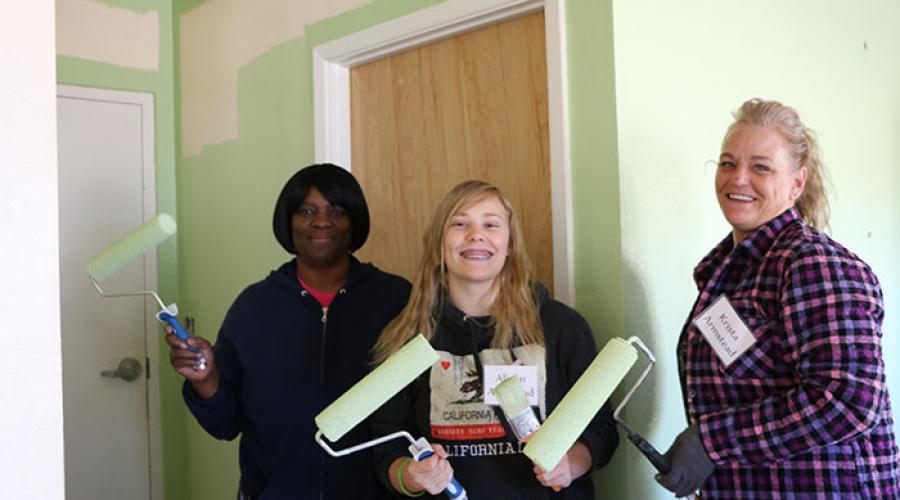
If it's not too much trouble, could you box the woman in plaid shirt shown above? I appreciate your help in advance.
[656,98,900,498]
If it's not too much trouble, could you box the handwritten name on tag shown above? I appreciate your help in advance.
[693,295,756,367]
[483,364,538,406]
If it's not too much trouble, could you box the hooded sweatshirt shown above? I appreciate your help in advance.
[183,257,410,499]
[372,285,619,499]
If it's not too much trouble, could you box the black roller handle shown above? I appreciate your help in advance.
[627,430,671,474]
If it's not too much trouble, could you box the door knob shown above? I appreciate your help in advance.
[100,357,143,382]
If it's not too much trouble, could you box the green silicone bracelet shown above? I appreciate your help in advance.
[396,457,425,497]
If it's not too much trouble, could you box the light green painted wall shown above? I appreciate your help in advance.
[564,0,630,497]
[606,1,900,498]
[55,0,185,498]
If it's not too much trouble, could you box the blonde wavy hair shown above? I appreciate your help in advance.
[373,180,543,363]
[724,98,831,230]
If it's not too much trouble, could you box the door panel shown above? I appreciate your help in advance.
[350,11,552,287]
[57,91,153,500]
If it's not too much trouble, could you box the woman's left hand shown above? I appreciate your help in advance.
[533,440,592,489]
[656,424,714,497]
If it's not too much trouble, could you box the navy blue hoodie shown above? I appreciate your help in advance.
[184,257,410,499]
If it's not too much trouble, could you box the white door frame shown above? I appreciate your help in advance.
[312,0,575,305]
[57,84,163,500]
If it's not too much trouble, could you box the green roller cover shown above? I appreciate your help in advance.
[315,334,438,442]
[87,213,176,282]
[524,337,638,471]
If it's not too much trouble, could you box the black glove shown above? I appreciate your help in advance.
[655,424,714,497]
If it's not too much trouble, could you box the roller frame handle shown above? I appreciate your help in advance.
[627,431,670,474]
[157,311,198,353]
[409,438,467,499]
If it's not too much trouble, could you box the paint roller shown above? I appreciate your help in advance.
[314,334,468,499]
[86,213,197,353]
[523,336,670,474]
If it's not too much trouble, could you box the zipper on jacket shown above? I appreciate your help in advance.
[300,289,328,498]
[320,305,328,500]
[320,306,328,385]
[316,288,345,499]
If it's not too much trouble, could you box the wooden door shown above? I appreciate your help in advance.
[57,86,156,500]
[350,11,552,287]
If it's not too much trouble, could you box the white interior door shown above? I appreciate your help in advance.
[57,85,157,500]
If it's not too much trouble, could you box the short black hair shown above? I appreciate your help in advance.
[272,163,370,254]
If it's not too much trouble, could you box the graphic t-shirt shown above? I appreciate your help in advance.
[429,345,546,444]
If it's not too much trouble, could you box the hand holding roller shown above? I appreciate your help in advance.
[86,213,198,354]
[404,439,466,499]
[157,304,191,346]
[493,375,562,492]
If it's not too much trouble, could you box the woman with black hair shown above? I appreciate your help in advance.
[166,163,411,499]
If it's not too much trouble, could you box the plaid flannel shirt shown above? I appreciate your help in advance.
[678,208,899,498]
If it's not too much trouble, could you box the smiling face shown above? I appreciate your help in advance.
[716,124,808,243]
[442,195,510,292]
[291,186,353,268]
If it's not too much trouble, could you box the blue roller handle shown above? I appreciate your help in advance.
[414,449,467,499]
[158,311,198,353]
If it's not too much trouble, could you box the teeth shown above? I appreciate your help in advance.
[728,194,754,201]
[461,251,491,260]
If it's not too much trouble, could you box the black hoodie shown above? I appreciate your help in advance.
[372,285,619,499]
[183,257,410,499]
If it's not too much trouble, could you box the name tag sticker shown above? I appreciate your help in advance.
[483,364,538,406]
[693,295,756,367]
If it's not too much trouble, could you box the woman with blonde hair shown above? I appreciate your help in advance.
[372,180,619,498]
[656,98,899,497]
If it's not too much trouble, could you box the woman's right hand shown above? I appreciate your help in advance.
[396,444,454,495]
[164,325,219,399]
